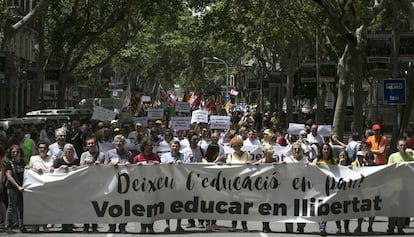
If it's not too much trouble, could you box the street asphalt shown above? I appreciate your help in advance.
[4,217,414,236]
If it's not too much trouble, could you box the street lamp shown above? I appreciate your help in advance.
[212,56,229,99]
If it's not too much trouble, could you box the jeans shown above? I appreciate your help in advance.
[319,221,327,230]
[5,188,23,229]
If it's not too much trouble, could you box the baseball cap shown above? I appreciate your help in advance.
[155,120,163,125]
[114,127,120,132]
[97,122,105,128]
[263,129,274,136]
[372,124,381,131]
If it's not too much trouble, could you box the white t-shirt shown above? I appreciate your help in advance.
[284,155,308,164]
[30,155,54,170]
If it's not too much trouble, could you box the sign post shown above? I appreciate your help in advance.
[383,79,406,105]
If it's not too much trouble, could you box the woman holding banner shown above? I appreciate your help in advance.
[227,137,250,232]
[284,142,307,233]
[133,137,160,233]
[313,143,336,236]
[256,144,277,232]
[4,145,27,234]
[335,151,351,234]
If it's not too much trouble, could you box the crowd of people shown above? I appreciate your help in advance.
[0,111,413,235]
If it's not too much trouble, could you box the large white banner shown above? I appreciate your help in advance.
[24,163,414,224]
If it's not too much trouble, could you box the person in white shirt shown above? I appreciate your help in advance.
[182,131,204,163]
[284,142,307,233]
[307,124,324,146]
[48,128,78,160]
[243,129,261,146]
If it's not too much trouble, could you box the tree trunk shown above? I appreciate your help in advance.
[286,64,295,123]
[351,51,364,136]
[57,71,69,108]
[32,15,46,110]
[400,64,414,133]
[333,45,353,138]
[5,52,19,116]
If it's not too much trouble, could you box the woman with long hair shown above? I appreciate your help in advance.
[313,143,336,236]
[132,137,160,234]
[4,144,27,234]
[227,137,250,232]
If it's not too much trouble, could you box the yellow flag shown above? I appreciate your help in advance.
[224,100,231,111]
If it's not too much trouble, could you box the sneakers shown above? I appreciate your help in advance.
[211,223,219,230]
[43,225,50,232]
[176,226,185,232]
[242,224,248,232]
[319,229,327,236]
[336,228,341,234]
[6,227,14,234]
[147,226,155,234]
[387,228,395,234]
[185,222,196,228]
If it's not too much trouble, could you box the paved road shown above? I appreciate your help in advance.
[4,217,414,236]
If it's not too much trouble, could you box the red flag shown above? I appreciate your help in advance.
[203,96,213,111]
[191,93,203,110]
[182,90,190,102]
[230,89,239,96]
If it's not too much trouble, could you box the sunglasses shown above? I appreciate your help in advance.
[232,144,242,148]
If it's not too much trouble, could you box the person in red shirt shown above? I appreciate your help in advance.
[133,137,160,165]
[404,129,414,149]
[366,124,387,165]
[132,137,160,233]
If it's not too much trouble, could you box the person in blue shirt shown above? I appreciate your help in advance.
[160,140,190,164]
[161,140,190,232]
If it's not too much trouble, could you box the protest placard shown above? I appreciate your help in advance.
[210,116,231,130]
[191,110,208,124]
[174,102,191,113]
[170,117,191,130]
[91,106,118,122]
[147,108,164,120]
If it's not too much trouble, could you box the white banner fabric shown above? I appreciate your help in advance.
[24,163,414,224]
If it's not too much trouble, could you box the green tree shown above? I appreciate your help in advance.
[44,0,184,107]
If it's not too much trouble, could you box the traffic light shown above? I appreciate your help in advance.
[202,57,207,68]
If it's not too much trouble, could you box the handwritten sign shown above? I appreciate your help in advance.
[318,125,332,137]
[171,117,191,130]
[147,108,164,120]
[91,106,118,122]
[175,102,191,113]
[210,116,231,130]
[191,110,208,124]
[132,117,148,127]
[288,123,306,135]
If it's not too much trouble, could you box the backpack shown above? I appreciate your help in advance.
[347,141,360,162]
